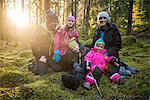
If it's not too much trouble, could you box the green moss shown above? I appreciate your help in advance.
[122,35,137,47]
[0,39,150,99]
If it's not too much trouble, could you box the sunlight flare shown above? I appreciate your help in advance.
[8,10,29,27]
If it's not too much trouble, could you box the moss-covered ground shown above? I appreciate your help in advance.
[0,37,149,100]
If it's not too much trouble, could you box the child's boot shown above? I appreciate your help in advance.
[110,73,121,83]
[83,82,91,90]
[83,74,96,90]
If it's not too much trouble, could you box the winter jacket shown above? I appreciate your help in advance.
[84,48,113,72]
[54,25,78,56]
[93,23,122,58]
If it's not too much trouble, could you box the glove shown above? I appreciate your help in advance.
[73,63,82,73]
[53,50,61,63]
[105,51,109,56]
[110,57,119,66]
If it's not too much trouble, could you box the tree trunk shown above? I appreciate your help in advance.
[0,0,3,40]
[85,0,90,38]
[71,0,74,16]
[66,0,69,17]
[83,0,86,20]
[127,0,133,34]
[56,0,60,17]
[62,0,66,24]
[28,0,31,23]
[13,0,16,41]
[74,0,78,28]
[44,0,49,11]
[21,0,24,13]
[36,0,39,25]
[38,0,42,24]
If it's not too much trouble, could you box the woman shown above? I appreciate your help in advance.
[53,15,80,71]
[91,11,138,79]
[93,11,122,58]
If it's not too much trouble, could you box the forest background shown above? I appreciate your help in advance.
[0,0,149,99]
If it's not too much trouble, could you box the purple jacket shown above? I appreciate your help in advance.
[84,48,113,71]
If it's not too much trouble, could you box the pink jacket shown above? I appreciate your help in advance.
[54,25,78,56]
[84,48,113,71]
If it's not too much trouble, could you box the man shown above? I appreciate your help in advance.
[29,10,58,75]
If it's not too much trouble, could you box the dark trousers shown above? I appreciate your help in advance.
[92,67,103,82]
[51,51,79,71]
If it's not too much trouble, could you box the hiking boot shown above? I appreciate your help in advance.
[126,70,132,77]
[82,82,91,90]
[28,64,35,71]
[62,75,80,90]
[118,75,126,85]
[126,66,139,74]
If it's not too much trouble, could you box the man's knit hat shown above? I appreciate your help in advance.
[45,9,58,21]
[97,11,110,22]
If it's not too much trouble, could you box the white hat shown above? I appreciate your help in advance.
[97,11,110,22]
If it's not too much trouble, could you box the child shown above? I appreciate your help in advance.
[83,38,124,90]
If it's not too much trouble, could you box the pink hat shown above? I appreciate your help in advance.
[67,16,75,22]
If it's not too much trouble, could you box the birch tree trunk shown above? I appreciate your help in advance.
[85,0,90,38]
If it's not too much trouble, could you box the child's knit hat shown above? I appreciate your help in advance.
[94,38,105,48]
[67,16,75,22]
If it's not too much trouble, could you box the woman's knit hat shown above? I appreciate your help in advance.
[97,11,110,22]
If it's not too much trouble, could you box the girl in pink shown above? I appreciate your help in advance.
[83,38,122,90]
[53,16,79,71]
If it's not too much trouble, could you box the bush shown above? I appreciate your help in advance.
[79,39,92,45]
[122,35,137,47]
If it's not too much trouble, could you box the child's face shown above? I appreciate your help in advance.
[95,44,104,51]
[67,19,75,28]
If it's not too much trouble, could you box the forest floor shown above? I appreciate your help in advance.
[0,36,150,100]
